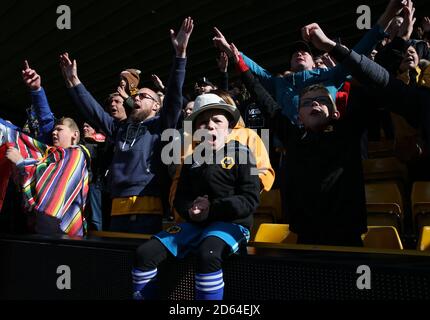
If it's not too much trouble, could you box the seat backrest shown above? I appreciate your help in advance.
[256,189,283,222]
[254,223,297,244]
[362,226,403,250]
[365,183,403,215]
[362,157,407,183]
[418,226,430,251]
[411,182,430,214]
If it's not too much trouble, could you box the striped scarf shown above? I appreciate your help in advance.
[0,119,89,236]
[0,144,12,212]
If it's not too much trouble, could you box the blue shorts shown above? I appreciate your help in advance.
[154,222,250,258]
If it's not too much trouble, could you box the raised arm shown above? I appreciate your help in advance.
[217,51,229,91]
[213,27,275,92]
[349,0,407,55]
[377,0,409,32]
[22,60,55,144]
[375,0,417,74]
[151,74,166,93]
[309,1,408,86]
[59,53,117,137]
[160,17,193,130]
[304,20,427,126]
[303,23,390,87]
[230,44,281,118]
[228,43,292,145]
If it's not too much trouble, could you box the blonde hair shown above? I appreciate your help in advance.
[56,117,81,144]
[211,89,236,106]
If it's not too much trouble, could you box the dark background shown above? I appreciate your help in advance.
[0,0,429,125]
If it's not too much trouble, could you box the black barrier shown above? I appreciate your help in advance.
[0,234,429,300]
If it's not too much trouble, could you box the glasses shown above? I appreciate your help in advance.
[133,92,158,102]
[300,96,333,108]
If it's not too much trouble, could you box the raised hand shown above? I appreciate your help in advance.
[398,0,416,41]
[422,16,430,33]
[59,52,80,88]
[386,0,408,17]
[378,0,408,30]
[151,74,165,91]
[170,17,194,58]
[22,60,41,91]
[216,51,229,72]
[301,23,336,52]
[213,27,233,57]
[229,43,241,64]
[322,53,336,68]
[117,86,129,99]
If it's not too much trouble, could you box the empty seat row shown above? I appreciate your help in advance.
[253,224,405,250]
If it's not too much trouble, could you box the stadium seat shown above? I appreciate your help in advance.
[362,226,403,250]
[391,112,422,163]
[254,224,403,250]
[88,230,151,240]
[418,226,430,251]
[256,189,283,222]
[254,223,297,244]
[251,189,284,240]
[365,183,403,230]
[362,157,407,185]
[411,182,430,231]
[367,140,395,159]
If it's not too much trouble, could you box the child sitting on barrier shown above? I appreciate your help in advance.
[132,93,260,300]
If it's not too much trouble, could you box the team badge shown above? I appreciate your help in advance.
[221,156,235,170]
[166,225,182,234]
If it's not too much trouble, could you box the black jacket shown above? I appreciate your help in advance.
[174,140,260,230]
[239,47,374,235]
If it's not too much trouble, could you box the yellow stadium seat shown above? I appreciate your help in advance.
[254,224,404,250]
[362,226,403,250]
[411,182,430,231]
[418,226,430,251]
[255,189,283,222]
[365,183,403,230]
[254,223,297,244]
[88,230,151,240]
[250,214,277,241]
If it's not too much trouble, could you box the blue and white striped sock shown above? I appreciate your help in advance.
[195,270,224,300]
[132,267,157,300]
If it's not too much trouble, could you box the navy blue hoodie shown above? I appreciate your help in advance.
[68,57,186,198]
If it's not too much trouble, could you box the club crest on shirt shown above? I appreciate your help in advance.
[166,225,182,234]
[221,156,235,170]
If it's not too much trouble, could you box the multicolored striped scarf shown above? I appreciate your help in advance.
[0,144,12,212]
[0,119,89,236]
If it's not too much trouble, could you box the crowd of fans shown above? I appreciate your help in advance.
[0,0,429,300]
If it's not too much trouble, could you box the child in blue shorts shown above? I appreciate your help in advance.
[132,93,260,300]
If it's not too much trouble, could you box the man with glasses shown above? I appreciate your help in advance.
[60,17,194,234]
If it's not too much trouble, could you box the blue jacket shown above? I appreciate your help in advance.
[29,88,55,144]
[242,24,386,124]
[68,56,186,198]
